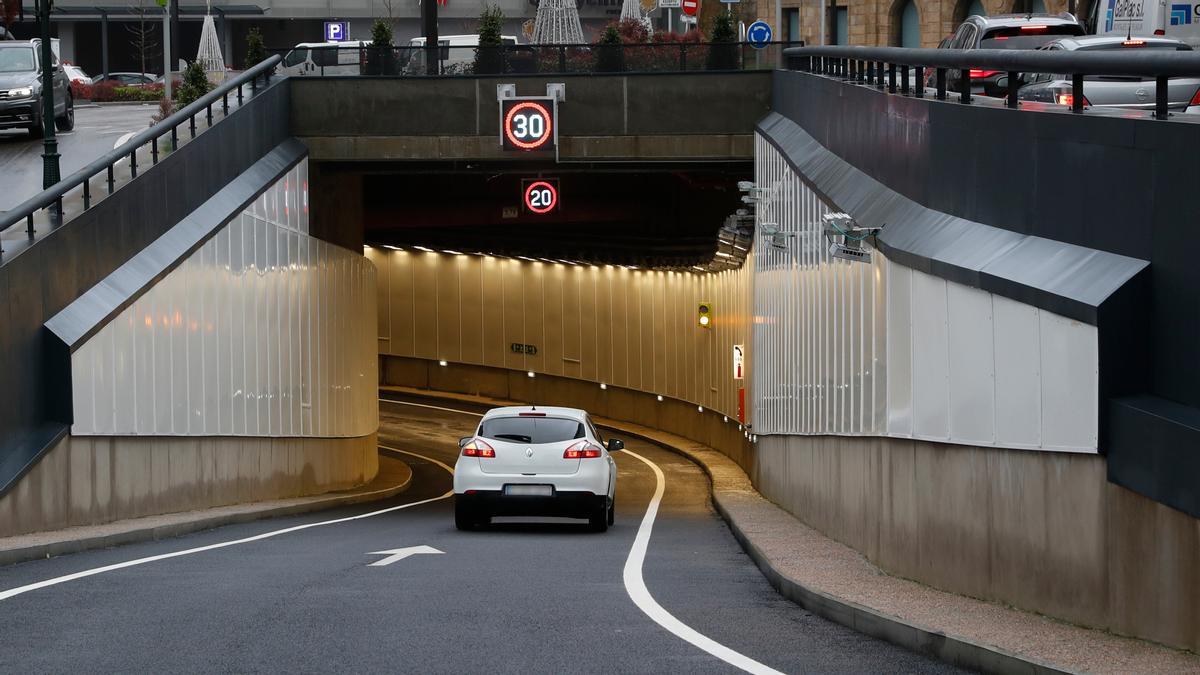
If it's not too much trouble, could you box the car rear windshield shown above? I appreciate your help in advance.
[981,26,1083,49]
[479,416,586,444]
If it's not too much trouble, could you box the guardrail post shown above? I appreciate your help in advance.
[26,213,33,236]
[151,137,159,163]
[876,61,885,89]
[189,114,197,138]
[888,63,897,93]
[106,164,114,194]
[865,60,873,84]
[1007,71,1019,109]
[206,102,213,126]
[960,68,971,104]
[900,65,909,95]
[1071,73,1084,113]
[129,149,137,179]
[850,59,857,81]
[936,67,947,100]
[222,92,229,115]
[82,179,90,210]
[1155,76,1169,119]
[915,66,924,97]
[559,45,567,73]
[237,82,244,104]
[682,45,688,70]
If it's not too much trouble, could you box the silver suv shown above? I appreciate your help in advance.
[938,13,1087,97]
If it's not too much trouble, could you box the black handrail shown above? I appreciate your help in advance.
[0,54,283,242]
[785,45,1200,118]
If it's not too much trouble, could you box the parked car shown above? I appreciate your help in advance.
[936,13,1086,97]
[93,72,157,87]
[454,406,619,532]
[0,39,74,135]
[279,41,367,76]
[63,64,93,86]
[1018,36,1200,112]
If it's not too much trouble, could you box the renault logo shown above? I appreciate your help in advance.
[525,448,534,458]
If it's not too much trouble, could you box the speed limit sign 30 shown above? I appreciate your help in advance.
[501,98,557,152]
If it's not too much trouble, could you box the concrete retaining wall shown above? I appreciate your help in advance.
[755,435,1200,653]
[0,434,379,538]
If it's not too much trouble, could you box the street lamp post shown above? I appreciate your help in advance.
[36,0,60,191]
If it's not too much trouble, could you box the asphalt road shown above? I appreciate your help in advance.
[0,103,159,212]
[0,394,969,673]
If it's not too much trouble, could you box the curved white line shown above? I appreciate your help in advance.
[379,397,484,417]
[0,448,454,603]
[621,448,784,675]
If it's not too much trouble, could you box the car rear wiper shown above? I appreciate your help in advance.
[493,434,532,443]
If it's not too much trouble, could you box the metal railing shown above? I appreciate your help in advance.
[784,45,1200,119]
[0,54,283,253]
[271,42,800,77]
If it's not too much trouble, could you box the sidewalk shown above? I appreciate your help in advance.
[0,453,412,568]
[382,385,1200,675]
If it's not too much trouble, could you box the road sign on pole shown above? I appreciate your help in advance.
[523,179,560,214]
[324,21,349,42]
[746,20,772,48]
[501,98,556,152]
[681,0,698,16]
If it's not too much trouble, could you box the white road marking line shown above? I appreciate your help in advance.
[383,397,782,675]
[621,448,784,675]
[0,448,453,603]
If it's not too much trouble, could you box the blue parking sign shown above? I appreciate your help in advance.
[324,21,349,42]
[747,20,772,49]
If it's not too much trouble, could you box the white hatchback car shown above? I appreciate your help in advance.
[454,406,621,532]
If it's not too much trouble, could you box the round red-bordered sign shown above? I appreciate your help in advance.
[524,180,558,214]
[504,101,554,151]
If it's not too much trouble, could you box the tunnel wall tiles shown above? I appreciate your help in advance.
[753,135,1099,453]
[70,160,379,438]
[367,248,754,424]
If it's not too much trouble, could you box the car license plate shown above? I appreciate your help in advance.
[504,484,553,497]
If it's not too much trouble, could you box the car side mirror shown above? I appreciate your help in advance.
[459,436,473,449]
[607,438,624,452]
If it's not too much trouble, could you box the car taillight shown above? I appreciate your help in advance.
[563,441,603,459]
[1122,39,1147,47]
[1055,92,1091,107]
[1189,87,1200,108]
[1020,25,1048,32]
[462,439,495,458]
[969,69,1001,78]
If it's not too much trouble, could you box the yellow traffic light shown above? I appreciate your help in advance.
[698,302,713,328]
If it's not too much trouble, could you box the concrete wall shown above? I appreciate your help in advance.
[0,433,379,539]
[367,248,754,425]
[755,434,1200,652]
[382,356,757,475]
[292,72,771,162]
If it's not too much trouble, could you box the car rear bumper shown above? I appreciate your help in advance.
[456,490,608,519]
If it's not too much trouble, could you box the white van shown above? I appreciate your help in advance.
[404,34,520,74]
[1089,0,1200,48]
[279,41,367,76]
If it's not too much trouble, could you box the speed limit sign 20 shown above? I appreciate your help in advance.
[523,179,560,214]
[501,98,556,152]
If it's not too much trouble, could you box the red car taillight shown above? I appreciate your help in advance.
[563,441,603,459]
[1189,87,1200,108]
[1055,92,1091,108]
[968,69,1000,79]
[462,439,495,458]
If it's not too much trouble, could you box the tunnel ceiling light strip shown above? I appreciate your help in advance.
[414,245,434,252]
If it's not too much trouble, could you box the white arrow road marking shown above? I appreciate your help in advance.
[381,398,783,675]
[0,448,454,603]
[112,131,136,149]
[367,545,444,567]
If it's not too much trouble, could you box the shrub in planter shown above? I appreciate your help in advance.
[595,24,624,73]
[176,61,213,107]
[707,10,739,71]
[474,4,505,75]
[367,19,395,75]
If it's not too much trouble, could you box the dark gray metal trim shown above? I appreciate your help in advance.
[45,138,309,352]
[756,112,1147,325]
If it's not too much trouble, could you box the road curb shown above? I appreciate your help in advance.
[0,455,413,568]
[381,386,1069,675]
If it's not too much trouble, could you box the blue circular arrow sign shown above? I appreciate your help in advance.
[747,20,772,49]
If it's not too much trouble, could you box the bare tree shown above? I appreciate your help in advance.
[377,0,397,19]
[127,0,161,76]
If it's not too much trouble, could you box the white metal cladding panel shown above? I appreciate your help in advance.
[752,133,1098,453]
[71,161,378,438]
[993,295,1043,448]
[751,134,887,437]
[1039,311,1099,452]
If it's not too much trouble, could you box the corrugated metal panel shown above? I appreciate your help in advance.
[71,161,377,438]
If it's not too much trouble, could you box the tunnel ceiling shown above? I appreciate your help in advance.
[355,162,752,268]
